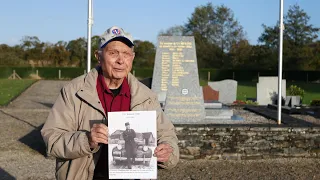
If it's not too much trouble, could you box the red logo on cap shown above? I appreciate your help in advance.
[112,29,121,35]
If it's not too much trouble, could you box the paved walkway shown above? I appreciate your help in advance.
[0,80,319,180]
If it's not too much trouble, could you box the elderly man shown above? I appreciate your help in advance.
[41,26,179,180]
[122,122,136,169]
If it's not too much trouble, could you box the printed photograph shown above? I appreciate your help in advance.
[108,111,157,179]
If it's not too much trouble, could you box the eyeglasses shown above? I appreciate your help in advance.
[106,49,134,59]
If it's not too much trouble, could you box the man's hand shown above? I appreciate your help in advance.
[154,143,173,162]
[88,123,108,149]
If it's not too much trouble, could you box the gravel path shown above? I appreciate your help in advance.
[6,80,68,110]
[0,80,319,180]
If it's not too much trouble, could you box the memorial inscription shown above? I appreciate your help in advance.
[152,36,205,123]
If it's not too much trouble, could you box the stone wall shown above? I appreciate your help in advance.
[176,125,320,160]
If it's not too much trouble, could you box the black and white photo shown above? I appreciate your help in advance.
[108,111,157,179]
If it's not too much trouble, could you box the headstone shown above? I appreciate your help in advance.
[152,36,205,123]
[202,85,219,101]
[257,77,286,105]
[208,80,237,104]
[285,96,301,108]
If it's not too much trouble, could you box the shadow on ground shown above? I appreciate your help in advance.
[0,110,37,129]
[0,110,47,156]
[0,168,15,180]
[18,124,47,157]
[37,102,54,108]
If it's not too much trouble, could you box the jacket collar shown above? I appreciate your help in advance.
[127,72,152,108]
[78,66,151,114]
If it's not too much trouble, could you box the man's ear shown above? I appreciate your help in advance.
[94,50,100,62]
[132,52,135,61]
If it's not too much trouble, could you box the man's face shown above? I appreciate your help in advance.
[98,40,134,80]
[126,125,130,130]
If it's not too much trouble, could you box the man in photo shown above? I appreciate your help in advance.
[122,122,136,169]
[41,26,179,180]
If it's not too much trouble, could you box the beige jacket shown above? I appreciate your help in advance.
[41,67,179,180]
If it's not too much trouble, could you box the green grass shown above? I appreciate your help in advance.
[199,79,320,104]
[0,79,36,106]
[236,81,320,104]
[237,82,257,101]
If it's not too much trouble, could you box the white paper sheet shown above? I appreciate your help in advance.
[108,111,157,179]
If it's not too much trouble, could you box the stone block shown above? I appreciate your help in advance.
[256,77,286,105]
[294,140,308,148]
[186,146,201,156]
[270,141,290,148]
[204,101,222,109]
[284,147,308,155]
[209,155,221,160]
[180,154,195,160]
[272,136,286,141]
[285,96,301,107]
[205,108,233,119]
[208,80,237,104]
[241,155,263,160]
[221,153,240,160]
[202,86,219,101]
[269,127,291,132]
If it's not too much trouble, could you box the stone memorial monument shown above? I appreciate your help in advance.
[152,36,205,123]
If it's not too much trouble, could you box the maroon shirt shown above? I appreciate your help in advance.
[93,72,131,179]
[96,73,131,114]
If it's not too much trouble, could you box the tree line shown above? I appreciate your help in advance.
[0,3,319,70]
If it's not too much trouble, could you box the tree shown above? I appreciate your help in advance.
[20,36,41,61]
[285,4,319,46]
[250,45,278,70]
[52,41,70,66]
[158,25,186,36]
[258,4,320,70]
[91,35,100,67]
[66,38,86,67]
[185,3,246,52]
[309,41,320,70]
[229,40,252,68]
[133,40,156,68]
[184,3,246,68]
[0,44,25,66]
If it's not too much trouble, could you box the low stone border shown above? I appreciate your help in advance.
[176,125,320,160]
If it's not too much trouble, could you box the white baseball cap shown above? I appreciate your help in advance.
[99,26,134,48]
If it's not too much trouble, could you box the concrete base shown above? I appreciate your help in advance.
[205,107,233,119]
[204,101,222,109]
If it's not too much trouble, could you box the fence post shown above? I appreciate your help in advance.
[208,71,210,81]
[13,70,16,80]
[59,70,61,79]
[36,70,38,77]
[84,70,86,74]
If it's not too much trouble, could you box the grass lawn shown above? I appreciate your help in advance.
[200,79,319,104]
[236,81,320,104]
[0,79,36,106]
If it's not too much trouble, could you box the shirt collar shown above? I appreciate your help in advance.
[98,71,130,97]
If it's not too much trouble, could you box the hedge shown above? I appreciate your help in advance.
[0,67,319,82]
